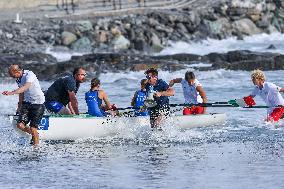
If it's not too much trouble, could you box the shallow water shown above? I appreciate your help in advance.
[1,68,284,188]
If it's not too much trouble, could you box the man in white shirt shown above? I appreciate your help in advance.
[242,69,284,122]
[169,71,207,115]
[2,65,45,146]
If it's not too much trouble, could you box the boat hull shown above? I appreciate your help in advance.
[9,113,226,140]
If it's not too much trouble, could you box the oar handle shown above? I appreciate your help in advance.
[117,107,137,110]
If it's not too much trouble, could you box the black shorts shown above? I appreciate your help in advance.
[17,102,45,129]
[149,104,170,121]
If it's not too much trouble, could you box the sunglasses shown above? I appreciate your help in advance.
[146,75,156,80]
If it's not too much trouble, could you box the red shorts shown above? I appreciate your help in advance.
[267,107,284,122]
[183,106,204,115]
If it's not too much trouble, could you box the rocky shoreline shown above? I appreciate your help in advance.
[1,50,283,80]
[0,0,284,78]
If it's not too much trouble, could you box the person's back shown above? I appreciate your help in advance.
[131,79,148,116]
[45,75,77,106]
[85,78,115,117]
[85,90,105,117]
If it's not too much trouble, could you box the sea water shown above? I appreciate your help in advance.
[0,33,284,189]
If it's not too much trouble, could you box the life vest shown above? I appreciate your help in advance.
[134,90,148,116]
[85,90,105,117]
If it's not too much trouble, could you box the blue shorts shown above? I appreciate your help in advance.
[134,111,148,116]
[45,101,64,113]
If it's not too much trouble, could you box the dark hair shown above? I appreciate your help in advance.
[91,78,100,88]
[140,79,147,85]
[73,67,84,76]
[145,68,158,76]
[185,71,195,81]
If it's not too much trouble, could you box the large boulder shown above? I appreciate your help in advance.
[112,35,130,51]
[233,18,262,35]
[61,31,77,46]
[70,37,92,52]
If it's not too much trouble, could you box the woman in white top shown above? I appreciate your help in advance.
[169,71,207,115]
[242,69,284,122]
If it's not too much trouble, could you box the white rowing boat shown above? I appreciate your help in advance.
[9,113,226,140]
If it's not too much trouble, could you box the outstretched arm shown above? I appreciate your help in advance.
[155,87,175,97]
[169,78,182,87]
[2,82,32,95]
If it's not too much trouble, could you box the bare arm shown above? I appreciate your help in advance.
[131,91,138,106]
[100,90,112,110]
[196,85,207,112]
[68,102,76,114]
[2,82,32,95]
[280,88,284,93]
[68,91,79,115]
[155,87,175,97]
[169,78,182,87]
[196,86,208,103]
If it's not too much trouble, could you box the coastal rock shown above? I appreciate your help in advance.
[0,0,283,60]
[112,35,130,50]
[61,31,77,46]
[232,18,261,35]
[70,37,92,52]
[76,20,93,32]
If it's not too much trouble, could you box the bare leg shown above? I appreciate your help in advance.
[17,122,32,134]
[58,106,72,115]
[30,127,39,146]
[152,115,163,128]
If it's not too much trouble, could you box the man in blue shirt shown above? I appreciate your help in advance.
[144,68,175,128]
[45,67,86,115]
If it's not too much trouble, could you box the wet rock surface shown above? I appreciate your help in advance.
[1,50,283,80]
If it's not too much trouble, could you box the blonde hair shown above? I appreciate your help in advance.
[251,69,265,81]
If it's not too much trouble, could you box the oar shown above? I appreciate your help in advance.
[169,102,236,108]
[169,101,284,109]
[116,106,137,111]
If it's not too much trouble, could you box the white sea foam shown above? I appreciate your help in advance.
[158,32,284,55]
[45,46,85,62]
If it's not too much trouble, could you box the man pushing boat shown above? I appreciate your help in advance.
[239,69,284,122]
[45,67,86,115]
[2,65,45,146]
[169,71,208,115]
[144,68,174,128]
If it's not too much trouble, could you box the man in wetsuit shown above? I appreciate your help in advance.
[45,67,86,115]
